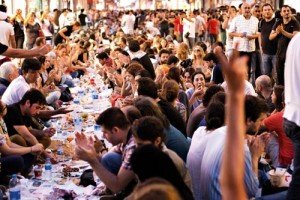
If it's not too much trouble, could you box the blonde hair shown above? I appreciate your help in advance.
[177,42,189,61]
[129,178,182,200]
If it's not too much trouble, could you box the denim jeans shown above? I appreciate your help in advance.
[284,119,300,200]
[261,54,276,78]
[255,191,287,200]
[101,152,122,175]
[250,50,262,86]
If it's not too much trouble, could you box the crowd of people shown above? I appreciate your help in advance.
[0,1,300,199]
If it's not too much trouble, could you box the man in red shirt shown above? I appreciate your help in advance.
[207,14,219,46]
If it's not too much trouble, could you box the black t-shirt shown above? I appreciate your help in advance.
[259,18,277,55]
[78,14,87,26]
[12,20,25,37]
[0,43,8,55]
[212,64,224,84]
[158,99,187,137]
[3,103,32,137]
[54,25,73,45]
[272,19,300,56]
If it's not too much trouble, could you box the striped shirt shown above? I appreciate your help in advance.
[189,126,259,200]
[229,15,258,52]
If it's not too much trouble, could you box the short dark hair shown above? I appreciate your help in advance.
[96,107,131,131]
[119,49,130,57]
[205,101,225,131]
[132,116,166,146]
[0,5,7,12]
[281,5,291,12]
[245,95,269,123]
[159,49,170,57]
[203,53,218,63]
[137,77,158,99]
[129,40,141,52]
[81,9,84,13]
[37,56,46,65]
[202,85,225,107]
[122,105,142,124]
[262,3,274,11]
[21,58,42,73]
[96,52,109,60]
[20,88,47,105]
[167,55,179,65]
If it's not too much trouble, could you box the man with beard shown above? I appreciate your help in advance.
[3,89,54,152]
[196,95,269,199]
[258,3,278,78]
[269,5,300,85]
[158,49,170,65]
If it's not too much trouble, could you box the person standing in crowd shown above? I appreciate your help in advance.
[251,4,262,83]
[269,5,300,85]
[182,11,196,51]
[24,12,43,49]
[58,8,69,29]
[229,3,259,85]
[222,6,237,58]
[258,3,278,79]
[121,10,136,35]
[207,14,220,46]
[10,9,25,49]
[54,21,80,46]
[78,9,87,30]
[284,32,300,200]
[40,10,55,45]
[0,6,16,65]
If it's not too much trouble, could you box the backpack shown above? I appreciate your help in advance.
[48,21,55,34]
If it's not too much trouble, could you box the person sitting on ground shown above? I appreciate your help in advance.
[75,107,136,196]
[130,144,194,200]
[0,100,44,178]
[134,97,190,162]
[132,116,192,190]
[3,89,55,161]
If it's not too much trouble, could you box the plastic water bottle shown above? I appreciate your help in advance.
[78,88,84,97]
[74,113,82,132]
[9,174,20,200]
[73,95,80,105]
[44,158,52,181]
[57,144,64,162]
[56,121,62,136]
[92,92,99,111]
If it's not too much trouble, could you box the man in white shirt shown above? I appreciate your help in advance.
[229,3,259,84]
[284,32,300,200]
[58,8,69,29]
[0,10,16,63]
[2,58,41,105]
[182,11,196,51]
[121,10,136,35]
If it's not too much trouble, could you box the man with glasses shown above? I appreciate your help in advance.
[269,5,300,85]
[229,3,259,85]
